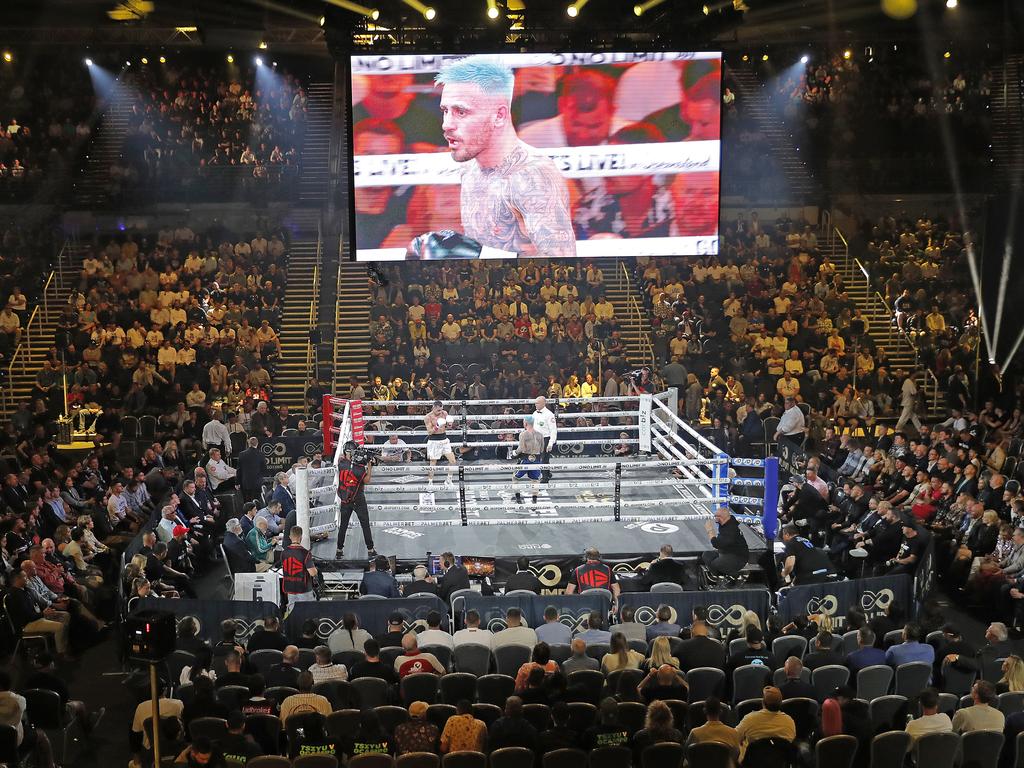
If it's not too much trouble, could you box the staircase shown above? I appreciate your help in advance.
[990,54,1024,188]
[3,244,82,416]
[825,230,943,419]
[333,261,371,393]
[72,85,134,207]
[597,258,649,369]
[298,82,334,203]
[727,65,819,199]
[273,236,321,410]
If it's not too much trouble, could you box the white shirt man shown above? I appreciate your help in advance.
[202,415,232,455]
[532,396,557,482]
[380,436,410,463]
[774,397,806,440]
[490,610,538,650]
[206,449,237,491]
[453,612,494,649]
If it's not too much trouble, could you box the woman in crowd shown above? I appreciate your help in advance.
[601,632,645,674]
[180,647,217,685]
[630,700,684,763]
[643,636,680,672]
[998,655,1024,694]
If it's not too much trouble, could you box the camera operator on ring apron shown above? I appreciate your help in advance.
[281,526,318,604]
[336,441,376,559]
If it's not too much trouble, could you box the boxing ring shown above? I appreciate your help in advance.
[295,392,779,580]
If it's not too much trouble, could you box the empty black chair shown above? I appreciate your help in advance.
[566,701,597,732]
[452,644,491,677]
[869,731,912,768]
[351,677,390,709]
[815,734,858,768]
[440,752,486,768]
[396,754,440,768]
[856,665,893,701]
[425,703,456,732]
[567,670,605,705]
[215,684,251,712]
[588,746,633,768]
[470,704,502,728]
[400,673,440,705]
[345,756,388,768]
[772,636,808,661]
[999,691,1024,715]
[895,662,932,698]
[542,748,587,768]
[960,729,1002,768]
[264,686,299,707]
[742,737,798,768]
[490,747,534,768]
[869,695,908,734]
[941,660,977,696]
[779,697,819,741]
[686,740,733,768]
[617,701,647,735]
[914,731,961,768]
[733,664,771,704]
[522,703,552,731]
[287,712,327,756]
[493,645,531,677]
[420,645,453,672]
[735,698,762,720]
[476,674,515,707]
[641,741,685,768]
[249,758,292,768]
[375,705,410,735]
[326,709,360,741]
[1015,731,1024,768]
[686,667,726,703]
[812,665,850,702]
[333,650,366,670]
[189,716,228,742]
[613,669,646,702]
[250,649,284,674]
[245,713,283,755]
[440,672,477,704]
[585,643,611,661]
[312,680,353,710]
[548,644,571,666]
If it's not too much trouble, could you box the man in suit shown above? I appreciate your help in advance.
[935,624,978,682]
[678,622,725,672]
[640,544,689,589]
[402,564,439,597]
[271,472,296,517]
[504,557,543,593]
[361,555,401,598]
[237,437,267,503]
[222,518,269,573]
[845,627,886,676]
[802,631,843,671]
[436,551,470,602]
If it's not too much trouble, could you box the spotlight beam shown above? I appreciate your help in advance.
[567,0,590,17]
[991,183,1021,354]
[999,322,1024,373]
[400,0,435,18]
[235,0,323,24]
[633,0,667,15]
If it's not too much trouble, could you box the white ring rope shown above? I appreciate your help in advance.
[370,514,714,527]
[367,457,726,473]
[337,395,644,407]
[363,424,639,437]
[366,478,707,492]
[366,497,699,514]
[349,409,635,423]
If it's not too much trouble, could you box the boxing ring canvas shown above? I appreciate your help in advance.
[297,391,778,578]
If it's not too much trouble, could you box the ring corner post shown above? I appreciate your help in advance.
[296,466,310,550]
[763,456,780,542]
[714,451,730,505]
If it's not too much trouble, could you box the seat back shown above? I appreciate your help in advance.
[439,672,477,705]
[742,737,798,768]
[470,704,501,728]
[779,697,819,741]
[588,746,633,768]
[914,732,961,768]
[312,680,353,710]
[548,643,572,665]
[883,630,905,648]
[249,648,284,673]
[420,645,452,672]
[729,638,748,657]
[542,748,588,768]
[641,742,685,768]
[452,644,491,677]
[735,698,762,720]
[617,701,648,735]
[812,665,850,701]
[960,729,1003,768]
[400,672,440,706]
[475,674,515,707]
[814,734,858,768]
[651,582,684,593]
[248,758,292,768]
[567,669,605,705]
[856,665,893,701]
[686,667,726,703]
[614,669,646,702]
[772,636,807,661]
[493,644,532,676]
[686,740,732,768]
[297,756,342,768]
[395,754,440,768]
[264,686,299,706]
[732,664,771,703]
[244,713,282,755]
[522,703,551,732]
[869,730,912,768]
[440,751,487,768]
[216,684,251,711]
[22,688,64,728]
[941,660,977,696]
[895,662,932,698]
[374,705,410,735]
[425,703,456,732]
[1000,691,1024,715]
[325,709,361,741]
[840,631,860,656]
[189,716,228,742]
[490,746,535,768]
[869,695,908,734]
[585,643,611,661]
[566,701,597,731]
[351,677,390,709]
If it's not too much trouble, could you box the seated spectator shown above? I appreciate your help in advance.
[952,680,1004,734]
[504,556,543,593]
[779,657,817,700]
[266,645,302,688]
[644,636,681,672]
[0,669,56,768]
[395,633,445,678]
[637,664,688,704]
[576,610,612,645]
[183,676,228,728]
[418,610,454,649]
[640,544,689,589]
[514,642,559,692]
[803,631,843,670]
[215,650,251,689]
[614,606,648,645]
[174,736,226,768]
[453,609,494,649]
[394,701,439,755]
[440,699,488,754]
[308,645,348,683]
[735,686,796,762]
[492,607,538,649]
[488,696,539,753]
[342,708,392,760]
[328,612,372,654]
[645,604,682,642]
[631,699,685,764]
[247,615,288,652]
[685,696,739,757]
[219,711,262,765]
[535,605,572,646]
[846,627,887,675]
[350,639,398,685]
[563,638,600,674]
[402,564,438,596]
[279,672,332,724]
[727,626,775,674]
[377,613,408,649]
[885,622,935,669]
[361,555,401,598]
[601,631,645,673]
[540,701,581,751]
[677,622,724,672]
[583,697,630,750]
[906,687,953,743]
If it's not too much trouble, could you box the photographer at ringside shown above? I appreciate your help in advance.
[336,441,377,559]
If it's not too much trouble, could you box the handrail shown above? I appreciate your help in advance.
[333,234,344,395]
[619,260,657,373]
[305,224,323,387]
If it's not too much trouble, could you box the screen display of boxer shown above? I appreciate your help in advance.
[350,51,722,260]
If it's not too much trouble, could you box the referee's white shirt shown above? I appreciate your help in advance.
[532,407,558,447]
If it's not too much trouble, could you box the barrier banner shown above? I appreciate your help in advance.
[257,434,325,479]
[776,574,914,631]
[493,554,659,591]
[618,589,770,634]
[776,436,808,480]
[283,595,450,640]
[460,593,612,634]
[131,598,277,644]
[351,400,365,446]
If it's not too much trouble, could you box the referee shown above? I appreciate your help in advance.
[531,395,558,483]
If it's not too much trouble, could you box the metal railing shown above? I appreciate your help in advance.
[619,260,657,371]
[305,224,323,385]
[333,234,344,395]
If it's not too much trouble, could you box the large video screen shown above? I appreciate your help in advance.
[350,52,721,261]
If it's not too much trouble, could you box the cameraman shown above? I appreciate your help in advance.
[336,441,376,558]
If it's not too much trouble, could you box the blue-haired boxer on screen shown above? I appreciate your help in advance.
[413,55,576,259]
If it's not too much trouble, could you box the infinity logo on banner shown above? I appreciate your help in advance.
[806,595,840,617]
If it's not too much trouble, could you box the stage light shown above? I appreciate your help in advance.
[258,41,268,50]
[425,6,436,18]
[741,54,749,62]
[159,55,166,63]
[141,56,149,64]
[761,53,769,61]
[702,4,709,14]
[2,52,11,63]
[85,58,94,67]
[843,49,852,59]
[881,0,917,19]
[800,55,809,64]
[226,54,234,63]
[255,56,264,66]
[125,60,132,66]
[944,50,952,58]
[946,0,957,7]
[567,4,578,17]
[273,61,278,67]
[487,4,499,18]
[319,15,326,25]
[370,8,380,19]
[633,0,666,15]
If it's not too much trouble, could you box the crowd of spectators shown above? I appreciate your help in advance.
[112,64,307,203]
[751,48,994,192]
[0,61,96,201]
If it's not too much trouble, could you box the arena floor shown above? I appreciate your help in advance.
[312,459,766,565]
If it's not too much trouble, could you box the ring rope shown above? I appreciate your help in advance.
[353,409,635,423]
[344,395,644,407]
[369,513,713,527]
[365,478,706,492]
[362,424,639,437]
[367,457,727,473]
[365,497,702,514]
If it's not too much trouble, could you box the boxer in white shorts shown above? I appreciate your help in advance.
[424,399,457,486]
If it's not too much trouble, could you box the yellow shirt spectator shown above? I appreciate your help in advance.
[777,374,800,398]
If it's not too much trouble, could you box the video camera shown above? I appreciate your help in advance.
[343,440,382,467]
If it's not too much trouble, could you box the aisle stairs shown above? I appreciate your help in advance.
[298,82,334,203]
